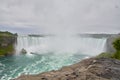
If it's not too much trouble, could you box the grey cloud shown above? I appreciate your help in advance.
[0,0,120,34]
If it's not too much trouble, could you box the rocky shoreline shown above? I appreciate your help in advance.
[13,57,120,80]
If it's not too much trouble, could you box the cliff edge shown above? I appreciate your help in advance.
[0,31,17,56]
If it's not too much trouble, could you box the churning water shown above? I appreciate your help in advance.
[0,35,107,80]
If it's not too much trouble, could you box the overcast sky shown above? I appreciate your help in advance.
[0,0,120,34]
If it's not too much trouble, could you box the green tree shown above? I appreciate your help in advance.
[112,38,120,59]
[113,38,120,51]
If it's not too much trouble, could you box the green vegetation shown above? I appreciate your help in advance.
[0,31,15,37]
[0,44,14,56]
[0,31,17,56]
[97,37,120,60]
[112,37,120,51]
[111,51,120,60]
[97,52,113,58]
[111,38,120,60]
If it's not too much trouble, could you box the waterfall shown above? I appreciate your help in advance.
[16,35,107,56]
[0,35,107,80]
[16,36,43,54]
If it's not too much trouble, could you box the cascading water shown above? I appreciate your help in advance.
[16,35,106,56]
[0,35,107,80]
[16,36,43,54]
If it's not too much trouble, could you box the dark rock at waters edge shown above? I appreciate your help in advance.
[0,31,17,56]
[20,48,27,54]
[13,58,120,80]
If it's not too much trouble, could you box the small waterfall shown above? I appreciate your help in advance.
[16,35,107,56]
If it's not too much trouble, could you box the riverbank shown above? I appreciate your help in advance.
[0,31,17,56]
[13,57,120,80]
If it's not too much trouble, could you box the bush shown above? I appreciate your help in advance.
[111,51,120,60]
[112,38,120,51]
[112,38,120,60]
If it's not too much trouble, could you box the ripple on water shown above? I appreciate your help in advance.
[0,53,90,80]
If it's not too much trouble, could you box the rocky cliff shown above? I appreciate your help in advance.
[13,58,120,80]
[0,31,17,56]
[105,34,120,53]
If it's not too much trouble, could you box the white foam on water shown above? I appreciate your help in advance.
[0,63,2,66]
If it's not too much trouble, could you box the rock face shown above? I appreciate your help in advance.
[105,34,120,53]
[13,58,120,80]
[0,31,17,56]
